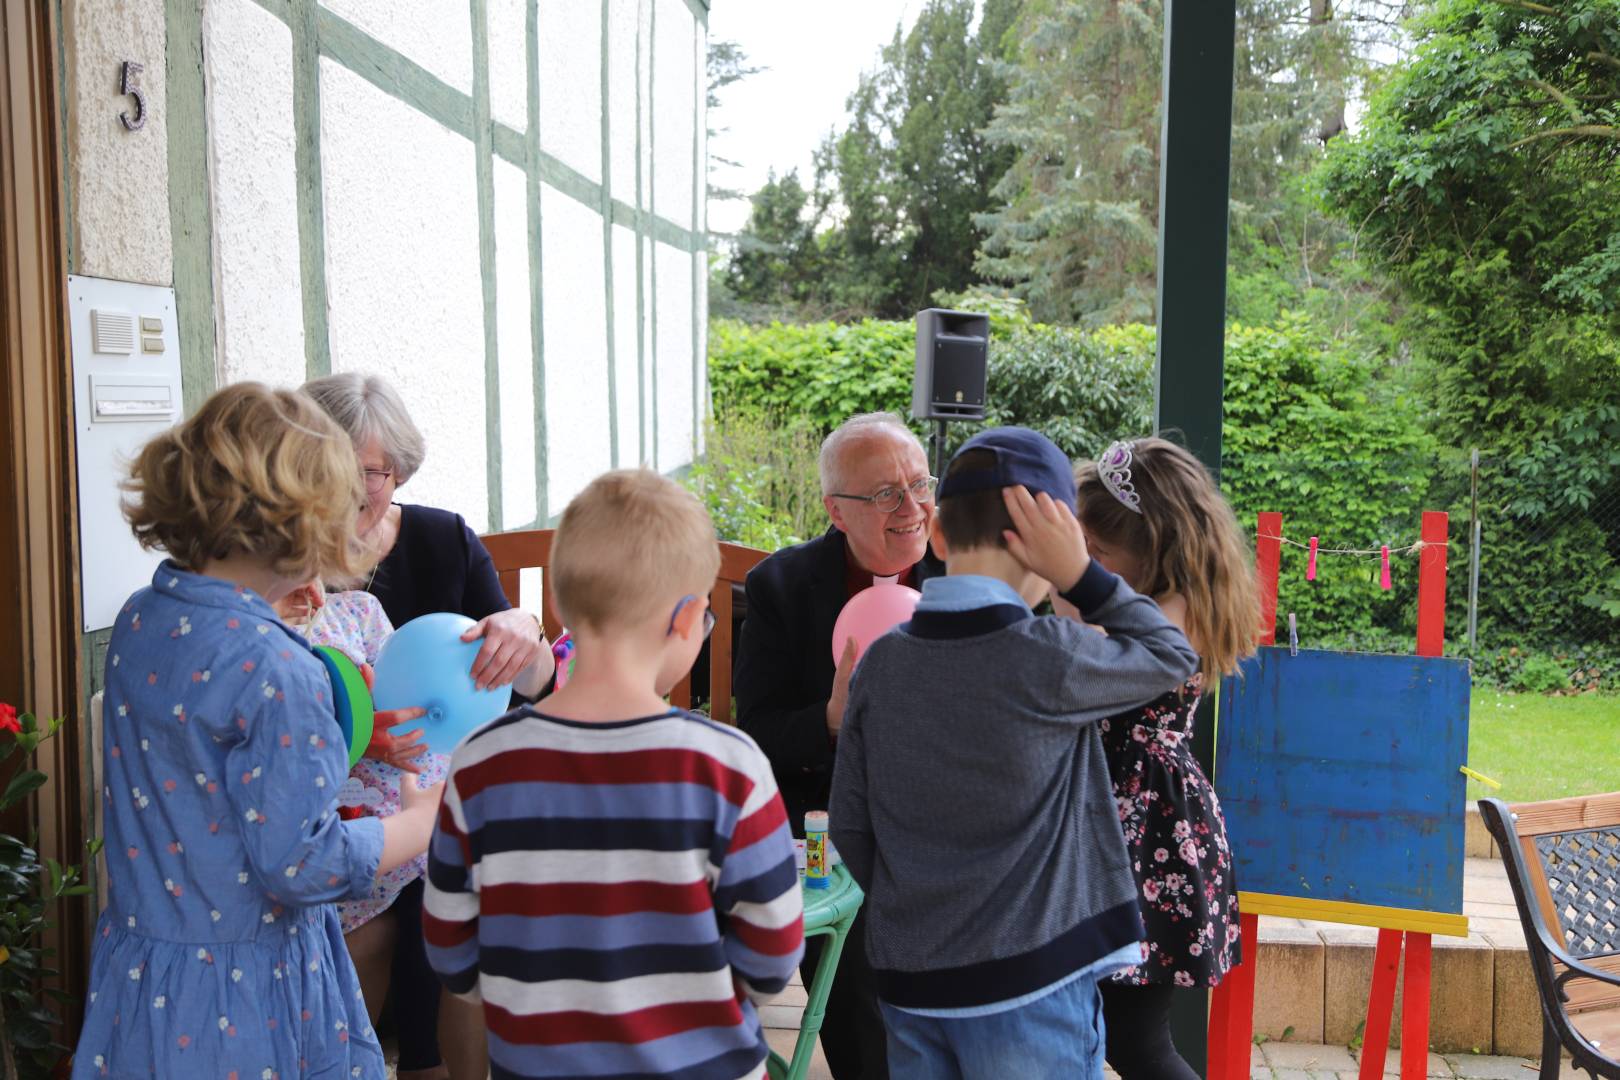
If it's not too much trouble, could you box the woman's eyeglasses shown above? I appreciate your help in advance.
[363,469,394,495]
[827,476,937,515]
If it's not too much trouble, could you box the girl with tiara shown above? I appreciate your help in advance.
[1062,436,1259,1079]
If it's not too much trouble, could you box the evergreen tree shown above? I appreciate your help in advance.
[724,170,820,314]
[977,0,1387,327]
[975,0,1163,325]
[890,0,1021,311]
[815,0,1023,318]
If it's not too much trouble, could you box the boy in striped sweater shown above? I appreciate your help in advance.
[423,469,805,1080]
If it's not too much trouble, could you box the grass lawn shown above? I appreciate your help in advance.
[1467,689,1620,803]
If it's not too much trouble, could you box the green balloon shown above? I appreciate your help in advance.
[314,645,374,769]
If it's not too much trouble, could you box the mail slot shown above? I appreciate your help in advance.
[89,374,175,423]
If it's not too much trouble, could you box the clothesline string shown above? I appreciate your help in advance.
[1256,533,1451,559]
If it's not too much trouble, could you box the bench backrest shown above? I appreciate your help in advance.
[1486,792,1620,1013]
[480,528,766,723]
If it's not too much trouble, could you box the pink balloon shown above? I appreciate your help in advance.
[832,583,922,666]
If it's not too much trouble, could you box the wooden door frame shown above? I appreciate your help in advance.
[1,0,91,1031]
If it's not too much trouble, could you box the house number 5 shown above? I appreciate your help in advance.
[118,61,147,132]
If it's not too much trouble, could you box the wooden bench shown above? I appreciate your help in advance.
[480,529,766,722]
[1480,794,1620,1079]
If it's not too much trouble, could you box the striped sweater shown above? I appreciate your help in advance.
[422,706,805,1080]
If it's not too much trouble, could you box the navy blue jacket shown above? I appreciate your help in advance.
[734,527,942,832]
[366,503,510,629]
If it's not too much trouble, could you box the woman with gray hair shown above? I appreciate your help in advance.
[302,372,548,689]
[302,371,552,1080]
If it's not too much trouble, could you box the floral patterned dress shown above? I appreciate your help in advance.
[296,591,449,934]
[1099,674,1241,988]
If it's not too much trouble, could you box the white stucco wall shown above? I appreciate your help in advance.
[493,157,538,528]
[693,19,707,236]
[60,0,708,913]
[205,0,305,389]
[319,58,490,531]
[540,182,612,512]
[323,0,474,95]
[692,16,708,436]
[537,0,601,184]
[65,0,171,284]
[653,0,696,230]
[612,224,642,466]
[655,241,695,470]
[638,0,655,220]
[608,0,640,202]
[695,249,709,429]
[487,0,529,132]
[63,0,706,534]
[641,237,657,462]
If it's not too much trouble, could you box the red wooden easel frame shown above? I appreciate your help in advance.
[1206,510,1450,1080]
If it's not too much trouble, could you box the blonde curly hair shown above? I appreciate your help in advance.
[123,382,367,583]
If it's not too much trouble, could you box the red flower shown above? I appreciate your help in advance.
[0,702,18,735]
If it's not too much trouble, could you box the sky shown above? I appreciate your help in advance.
[705,2,924,236]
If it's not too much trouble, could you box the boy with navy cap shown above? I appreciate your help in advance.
[828,427,1199,1079]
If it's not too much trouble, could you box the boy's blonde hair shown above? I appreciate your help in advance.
[550,469,720,633]
[123,382,367,582]
[1076,437,1259,678]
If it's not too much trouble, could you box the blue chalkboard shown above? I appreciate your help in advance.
[1216,646,1471,916]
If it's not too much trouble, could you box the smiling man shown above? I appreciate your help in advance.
[735,411,943,1080]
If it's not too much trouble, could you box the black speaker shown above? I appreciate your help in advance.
[911,309,989,421]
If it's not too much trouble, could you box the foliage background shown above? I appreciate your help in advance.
[702,314,1620,687]
[703,0,1620,691]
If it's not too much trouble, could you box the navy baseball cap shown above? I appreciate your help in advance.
[936,427,1077,511]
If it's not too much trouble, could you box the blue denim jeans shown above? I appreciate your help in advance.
[878,970,1107,1080]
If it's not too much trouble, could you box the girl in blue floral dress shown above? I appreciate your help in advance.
[1064,436,1260,1080]
[72,384,441,1080]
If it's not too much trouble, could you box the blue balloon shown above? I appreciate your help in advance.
[372,612,511,756]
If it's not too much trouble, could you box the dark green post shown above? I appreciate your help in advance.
[1155,0,1236,476]
[1154,0,1237,1074]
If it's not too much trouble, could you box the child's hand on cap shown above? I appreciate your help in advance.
[1002,486,1090,593]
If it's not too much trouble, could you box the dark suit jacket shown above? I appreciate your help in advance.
[734,527,942,833]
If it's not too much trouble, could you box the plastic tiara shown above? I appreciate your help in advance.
[1098,441,1143,515]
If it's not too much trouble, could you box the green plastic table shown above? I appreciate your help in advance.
[765,864,866,1080]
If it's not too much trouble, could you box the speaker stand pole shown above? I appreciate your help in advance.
[930,420,948,479]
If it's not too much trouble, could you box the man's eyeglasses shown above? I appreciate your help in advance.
[668,595,716,640]
[363,469,394,495]
[828,476,937,515]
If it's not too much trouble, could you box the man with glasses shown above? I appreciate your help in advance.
[735,412,943,1080]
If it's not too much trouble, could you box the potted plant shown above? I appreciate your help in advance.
[0,703,98,1079]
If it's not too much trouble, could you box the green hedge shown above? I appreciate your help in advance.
[1219,317,1443,641]
[707,315,1620,667]
[708,318,1154,460]
[709,315,1442,640]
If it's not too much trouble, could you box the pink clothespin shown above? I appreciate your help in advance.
[1306,537,1319,582]
[1380,545,1392,590]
